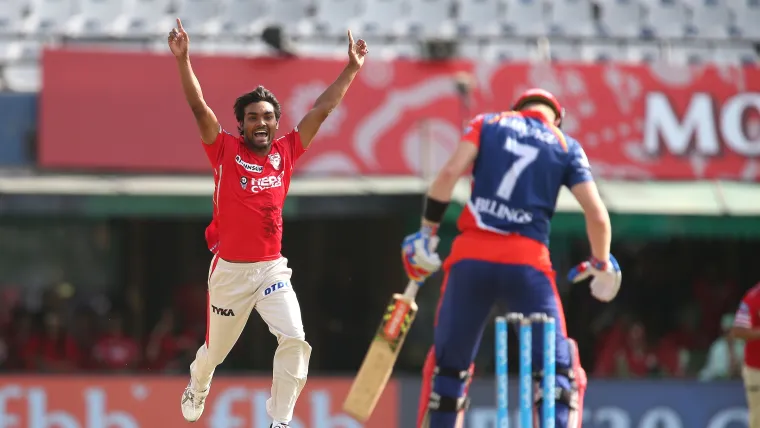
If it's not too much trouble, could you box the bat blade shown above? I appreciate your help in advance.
[343,291,418,422]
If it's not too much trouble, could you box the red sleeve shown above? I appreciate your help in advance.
[205,218,219,254]
[735,288,757,328]
[202,128,229,167]
[287,128,306,165]
[461,114,485,147]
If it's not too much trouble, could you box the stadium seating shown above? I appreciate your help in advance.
[0,0,26,36]
[549,0,596,38]
[306,0,363,37]
[0,0,758,92]
[111,0,174,37]
[503,0,548,37]
[444,0,502,37]
[598,0,644,38]
[349,0,407,37]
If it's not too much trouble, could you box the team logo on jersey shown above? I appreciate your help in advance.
[235,155,263,173]
[240,176,248,190]
[268,152,281,170]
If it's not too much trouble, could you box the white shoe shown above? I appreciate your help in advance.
[270,424,289,428]
[181,381,209,422]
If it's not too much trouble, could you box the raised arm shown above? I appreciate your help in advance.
[169,18,220,145]
[297,30,368,149]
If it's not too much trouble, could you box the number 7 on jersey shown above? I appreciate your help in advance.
[495,137,539,201]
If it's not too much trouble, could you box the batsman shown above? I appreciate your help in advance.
[401,89,622,428]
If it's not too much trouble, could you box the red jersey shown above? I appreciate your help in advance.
[204,155,222,253]
[203,128,305,262]
[734,282,760,368]
[205,217,219,254]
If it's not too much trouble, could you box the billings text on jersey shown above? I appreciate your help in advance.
[502,116,559,146]
[472,197,533,224]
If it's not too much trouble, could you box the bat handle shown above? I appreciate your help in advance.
[402,280,419,300]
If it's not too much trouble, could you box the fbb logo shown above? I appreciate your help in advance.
[0,376,398,427]
[0,384,141,428]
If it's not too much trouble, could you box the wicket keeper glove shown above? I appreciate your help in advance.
[567,255,622,302]
[401,225,442,285]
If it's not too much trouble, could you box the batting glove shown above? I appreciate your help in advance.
[401,225,442,285]
[567,255,622,302]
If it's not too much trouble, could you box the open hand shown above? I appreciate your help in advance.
[168,18,189,58]
[347,30,368,69]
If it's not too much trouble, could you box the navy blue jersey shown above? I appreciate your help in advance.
[456,110,593,246]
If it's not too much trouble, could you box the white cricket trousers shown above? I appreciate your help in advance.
[745,365,760,428]
[190,255,312,424]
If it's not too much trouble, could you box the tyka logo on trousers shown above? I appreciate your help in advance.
[211,305,235,317]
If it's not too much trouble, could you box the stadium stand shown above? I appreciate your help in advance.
[0,0,758,92]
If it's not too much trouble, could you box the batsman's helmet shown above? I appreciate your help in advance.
[512,88,565,127]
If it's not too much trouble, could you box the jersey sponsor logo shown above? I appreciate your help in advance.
[240,176,248,190]
[235,155,264,173]
[263,280,290,296]
[268,152,281,170]
[473,196,533,224]
[249,171,284,194]
[211,305,235,317]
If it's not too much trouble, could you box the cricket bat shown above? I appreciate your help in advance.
[343,279,420,422]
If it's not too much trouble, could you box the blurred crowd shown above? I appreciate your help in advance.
[0,285,204,373]
[0,232,758,381]
[564,238,760,381]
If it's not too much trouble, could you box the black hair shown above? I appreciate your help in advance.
[233,85,282,136]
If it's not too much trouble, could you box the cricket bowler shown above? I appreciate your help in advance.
[401,89,622,428]
[168,18,368,427]
[730,281,760,427]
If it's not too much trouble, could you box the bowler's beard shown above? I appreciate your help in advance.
[244,135,273,154]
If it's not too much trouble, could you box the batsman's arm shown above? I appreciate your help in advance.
[570,181,611,262]
[422,141,479,229]
[563,138,612,263]
[175,56,220,145]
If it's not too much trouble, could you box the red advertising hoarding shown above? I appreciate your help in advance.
[0,376,397,427]
[40,48,760,180]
